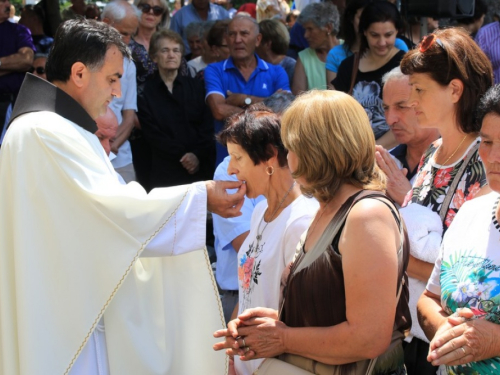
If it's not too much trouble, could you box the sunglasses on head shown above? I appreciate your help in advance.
[30,66,45,75]
[419,33,446,53]
[138,4,164,16]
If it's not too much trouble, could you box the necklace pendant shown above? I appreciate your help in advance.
[256,234,262,241]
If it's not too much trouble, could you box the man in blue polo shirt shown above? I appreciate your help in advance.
[170,0,229,55]
[205,14,290,166]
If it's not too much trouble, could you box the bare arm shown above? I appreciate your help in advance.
[417,289,449,341]
[326,69,337,90]
[0,47,34,77]
[407,255,434,282]
[291,57,307,96]
[231,231,249,253]
[207,93,243,121]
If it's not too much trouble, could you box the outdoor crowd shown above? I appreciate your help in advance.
[2,0,500,374]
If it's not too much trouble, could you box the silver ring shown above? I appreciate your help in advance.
[245,346,250,353]
[461,347,466,355]
[241,338,246,348]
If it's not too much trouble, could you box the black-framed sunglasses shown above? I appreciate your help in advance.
[30,66,46,75]
[138,4,164,16]
[419,34,446,53]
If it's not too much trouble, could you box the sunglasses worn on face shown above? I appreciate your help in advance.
[419,34,446,53]
[139,4,164,16]
[30,66,45,75]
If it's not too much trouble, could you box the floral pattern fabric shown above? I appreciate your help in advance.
[403,138,486,232]
[427,193,500,374]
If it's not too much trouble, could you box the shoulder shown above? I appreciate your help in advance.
[347,194,398,230]
[338,53,355,69]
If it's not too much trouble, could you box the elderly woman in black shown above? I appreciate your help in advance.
[137,30,214,188]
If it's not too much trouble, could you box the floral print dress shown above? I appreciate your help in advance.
[403,138,486,232]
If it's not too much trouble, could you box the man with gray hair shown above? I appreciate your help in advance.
[101,0,139,182]
[204,14,290,166]
[375,66,440,375]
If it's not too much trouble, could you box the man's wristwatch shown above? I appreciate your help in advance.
[244,97,252,106]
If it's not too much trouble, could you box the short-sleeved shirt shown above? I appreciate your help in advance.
[427,192,500,374]
[326,38,408,74]
[170,3,229,55]
[212,156,264,291]
[109,58,137,169]
[476,21,500,84]
[298,47,326,90]
[204,54,290,166]
[0,21,35,95]
[332,50,405,140]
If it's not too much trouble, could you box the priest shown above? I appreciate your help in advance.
[0,19,245,375]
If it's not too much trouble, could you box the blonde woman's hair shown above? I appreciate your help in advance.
[281,90,386,202]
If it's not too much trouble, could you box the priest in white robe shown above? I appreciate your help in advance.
[0,19,245,375]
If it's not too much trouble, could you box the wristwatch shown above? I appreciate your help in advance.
[244,97,252,106]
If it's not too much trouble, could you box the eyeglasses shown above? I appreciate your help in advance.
[138,4,164,16]
[29,66,45,75]
[419,34,446,53]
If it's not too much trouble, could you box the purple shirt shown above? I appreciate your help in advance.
[0,21,35,95]
[476,21,500,84]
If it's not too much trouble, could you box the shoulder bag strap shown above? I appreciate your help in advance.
[347,52,360,96]
[438,141,479,222]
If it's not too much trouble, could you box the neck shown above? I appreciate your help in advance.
[137,26,156,46]
[315,36,338,61]
[159,69,178,87]
[264,170,299,222]
[435,131,475,165]
[365,47,396,63]
[234,54,257,70]
[265,52,284,65]
[406,133,439,171]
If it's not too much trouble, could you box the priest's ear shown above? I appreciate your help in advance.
[69,62,90,89]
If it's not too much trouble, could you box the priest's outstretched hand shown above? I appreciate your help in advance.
[206,180,246,218]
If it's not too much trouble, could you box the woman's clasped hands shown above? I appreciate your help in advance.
[213,307,287,361]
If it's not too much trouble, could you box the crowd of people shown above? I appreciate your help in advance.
[2,0,500,374]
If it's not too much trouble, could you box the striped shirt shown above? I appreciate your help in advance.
[476,21,500,84]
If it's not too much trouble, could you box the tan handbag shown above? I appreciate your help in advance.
[253,358,314,375]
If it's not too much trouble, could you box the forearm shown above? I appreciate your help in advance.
[283,321,391,364]
[211,102,243,121]
[0,49,34,73]
[417,291,448,341]
[407,255,434,282]
[113,110,136,149]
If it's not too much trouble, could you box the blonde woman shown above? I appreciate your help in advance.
[214,90,411,374]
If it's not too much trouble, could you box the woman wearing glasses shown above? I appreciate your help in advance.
[386,27,492,375]
[137,30,215,188]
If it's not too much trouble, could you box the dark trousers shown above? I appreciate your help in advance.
[403,337,439,375]
[0,95,14,145]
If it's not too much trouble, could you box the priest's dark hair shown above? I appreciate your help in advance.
[46,18,131,83]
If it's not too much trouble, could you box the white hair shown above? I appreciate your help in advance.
[102,1,139,23]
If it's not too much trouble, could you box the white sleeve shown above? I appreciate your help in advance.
[141,182,207,257]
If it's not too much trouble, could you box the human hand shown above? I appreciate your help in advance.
[206,180,246,218]
[180,152,200,174]
[428,308,500,366]
[231,316,287,360]
[226,90,246,107]
[375,145,412,205]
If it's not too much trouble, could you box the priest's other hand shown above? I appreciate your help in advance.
[206,180,246,218]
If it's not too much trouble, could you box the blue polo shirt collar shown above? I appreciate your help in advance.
[223,54,269,72]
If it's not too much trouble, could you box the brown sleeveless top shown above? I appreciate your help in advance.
[280,191,411,374]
